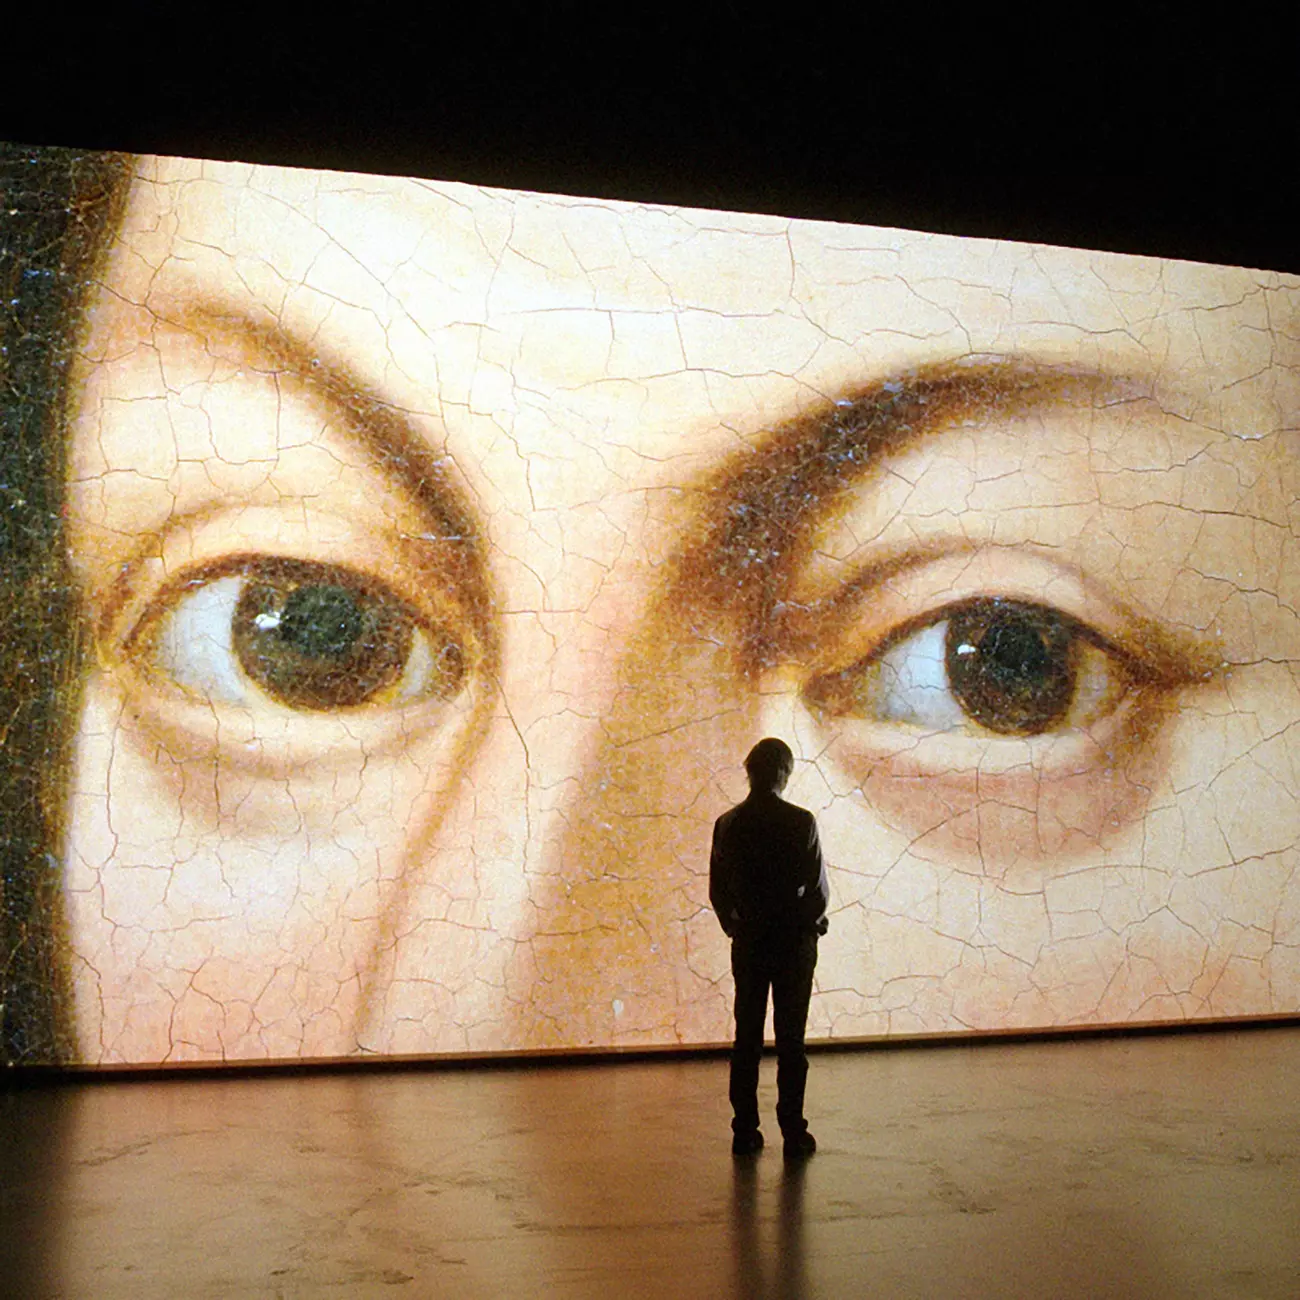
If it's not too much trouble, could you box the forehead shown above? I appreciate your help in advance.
[102,154,1299,442]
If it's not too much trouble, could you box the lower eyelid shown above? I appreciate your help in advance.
[804,708,1170,874]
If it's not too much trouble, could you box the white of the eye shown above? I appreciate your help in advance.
[1070,643,1114,722]
[393,627,437,701]
[155,575,251,705]
[870,620,968,728]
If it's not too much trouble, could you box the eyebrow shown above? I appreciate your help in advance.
[167,301,493,624]
[674,356,1144,665]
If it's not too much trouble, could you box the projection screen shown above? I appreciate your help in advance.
[3,143,1298,1067]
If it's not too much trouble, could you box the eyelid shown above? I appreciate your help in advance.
[771,542,1219,688]
[99,504,481,672]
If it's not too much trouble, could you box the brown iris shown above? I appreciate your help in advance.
[229,558,451,710]
[944,599,1077,735]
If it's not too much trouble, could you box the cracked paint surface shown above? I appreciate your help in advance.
[12,151,1298,1064]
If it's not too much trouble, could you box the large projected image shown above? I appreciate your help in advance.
[3,145,1298,1066]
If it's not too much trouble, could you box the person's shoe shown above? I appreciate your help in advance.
[732,1129,765,1156]
[782,1131,817,1161]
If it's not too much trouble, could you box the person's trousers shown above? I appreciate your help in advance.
[729,931,818,1138]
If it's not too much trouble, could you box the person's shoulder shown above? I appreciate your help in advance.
[778,799,820,840]
[713,802,744,832]
[775,795,815,821]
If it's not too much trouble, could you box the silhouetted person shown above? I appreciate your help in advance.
[711,738,829,1159]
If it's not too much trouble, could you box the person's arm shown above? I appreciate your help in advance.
[802,814,830,934]
[709,819,740,938]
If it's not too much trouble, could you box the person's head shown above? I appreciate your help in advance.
[5,146,1298,1066]
[744,738,795,795]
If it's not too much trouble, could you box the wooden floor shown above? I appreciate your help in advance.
[3,1026,1299,1299]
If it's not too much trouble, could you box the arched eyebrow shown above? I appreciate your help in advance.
[169,302,479,542]
[158,300,492,621]
[674,357,1146,664]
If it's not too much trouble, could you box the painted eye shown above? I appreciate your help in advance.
[142,557,465,712]
[804,598,1132,738]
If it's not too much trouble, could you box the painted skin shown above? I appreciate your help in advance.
[65,156,1300,1062]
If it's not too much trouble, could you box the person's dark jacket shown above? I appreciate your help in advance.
[709,790,830,941]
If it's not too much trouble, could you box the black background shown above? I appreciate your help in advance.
[1,10,1293,273]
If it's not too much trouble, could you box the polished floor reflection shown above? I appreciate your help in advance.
[3,1027,1299,1298]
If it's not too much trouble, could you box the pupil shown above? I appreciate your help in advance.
[280,585,365,660]
[945,600,1077,735]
